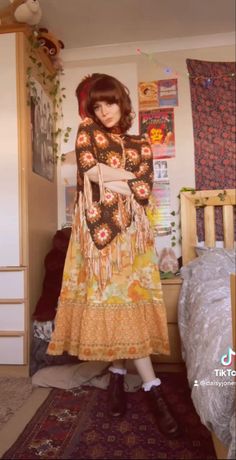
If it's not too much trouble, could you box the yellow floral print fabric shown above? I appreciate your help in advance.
[47,219,170,362]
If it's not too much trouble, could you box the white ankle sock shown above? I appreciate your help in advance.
[108,366,127,375]
[142,377,161,391]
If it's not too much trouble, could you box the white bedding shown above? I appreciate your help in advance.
[178,249,236,459]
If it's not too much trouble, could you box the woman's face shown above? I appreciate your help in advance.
[93,101,121,128]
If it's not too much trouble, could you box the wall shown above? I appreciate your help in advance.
[58,34,235,257]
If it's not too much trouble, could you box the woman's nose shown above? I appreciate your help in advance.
[101,104,108,116]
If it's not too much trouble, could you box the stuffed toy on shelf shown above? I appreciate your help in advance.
[0,0,42,26]
[36,27,65,70]
[14,0,42,26]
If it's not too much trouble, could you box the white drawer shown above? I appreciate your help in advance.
[0,336,24,364]
[0,270,25,299]
[0,303,24,330]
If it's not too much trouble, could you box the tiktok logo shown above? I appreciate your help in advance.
[220,347,236,366]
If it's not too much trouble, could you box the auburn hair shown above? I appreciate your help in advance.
[75,73,103,119]
[85,74,133,133]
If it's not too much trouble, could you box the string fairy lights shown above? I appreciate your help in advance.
[136,48,235,85]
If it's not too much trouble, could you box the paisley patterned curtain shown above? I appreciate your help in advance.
[186,58,236,240]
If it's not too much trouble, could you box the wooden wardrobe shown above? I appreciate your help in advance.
[0,26,58,376]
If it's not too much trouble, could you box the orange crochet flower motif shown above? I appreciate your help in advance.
[94,130,109,148]
[135,162,149,177]
[131,180,150,199]
[86,203,101,223]
[82,117,93,126]
[79,151,96,169]
[141,144,152,159]
[126,148,140,165]
[103,190,118,206]
[107,151,121,168]
[76,130,91,147]
[94,224,112,246]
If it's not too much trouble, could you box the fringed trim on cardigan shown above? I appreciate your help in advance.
[74,191,154,291]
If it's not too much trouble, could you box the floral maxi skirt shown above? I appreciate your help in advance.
[47,219,170,362]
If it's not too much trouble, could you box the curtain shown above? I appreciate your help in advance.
[186,58,236,240]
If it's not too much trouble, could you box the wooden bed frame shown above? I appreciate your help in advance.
[180,188,236,460]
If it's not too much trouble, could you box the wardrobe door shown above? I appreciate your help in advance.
[0,33,21,267]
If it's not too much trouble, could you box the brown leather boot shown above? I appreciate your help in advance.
[107,372,126,417]
[147,385,181,438]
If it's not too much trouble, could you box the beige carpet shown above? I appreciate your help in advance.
[0,377,33,430]
[0,377,50,457]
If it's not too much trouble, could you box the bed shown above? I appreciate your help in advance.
[178,188,236,460]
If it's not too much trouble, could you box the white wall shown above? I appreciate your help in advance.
[58,35,235,257]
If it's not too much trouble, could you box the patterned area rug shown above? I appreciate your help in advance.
[0,377,33,431]
[2,373,216,459]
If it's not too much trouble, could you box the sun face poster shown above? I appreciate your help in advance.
[139,108,175,159]
[138,81,158,110]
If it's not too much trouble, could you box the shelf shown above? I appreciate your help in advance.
[0,331,24,336]
[161,276,182,285]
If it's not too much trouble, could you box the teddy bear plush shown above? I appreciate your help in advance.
[14,0,42,26]
[0,0,42,26]
[0,0,24,25]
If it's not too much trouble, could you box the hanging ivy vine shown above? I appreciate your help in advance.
[26,33,71,163]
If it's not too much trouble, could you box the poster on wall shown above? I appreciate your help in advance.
[60,150,77,225]
[157,79,178,107]
[138,80,158,110]
[30,79,54,181]
[153,160,169,181]
[151,180,172,235]
[139,108,175,159]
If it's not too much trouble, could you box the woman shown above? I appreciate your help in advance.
[48,74,180,438]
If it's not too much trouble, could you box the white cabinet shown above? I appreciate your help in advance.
[0,337,25,365]
[0,268,26,365]
[0,271,25,299]
[0,303,25,330]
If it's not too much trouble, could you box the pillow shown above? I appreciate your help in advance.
[194,245,213,257]
[32,362,142,392]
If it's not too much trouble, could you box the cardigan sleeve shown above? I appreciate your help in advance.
[127,138,153,204]
[75,118,98,177]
